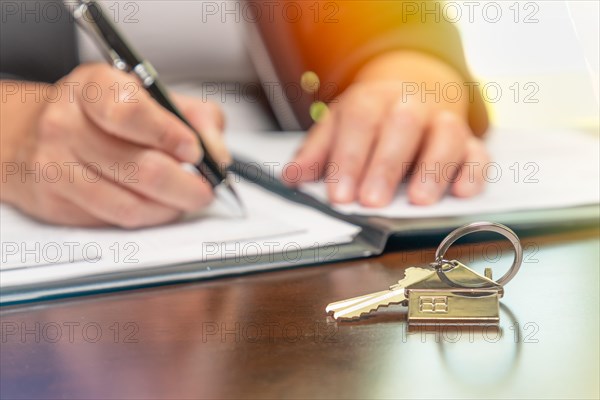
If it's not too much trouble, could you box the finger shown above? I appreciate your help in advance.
[18,165,106,227]
[30,193,107,227]
[408,111,470,205]
[327,92,387,203]
[358,99,427,207]
[71,116,214,213]
[76,66,201,164]
[50,162,182,229]
[282,112,335,186]
[175,95,231,166]
[451,136,490,198]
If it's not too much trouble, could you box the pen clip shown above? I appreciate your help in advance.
[70,0,129,72]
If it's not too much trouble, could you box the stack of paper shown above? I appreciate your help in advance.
[1,180,360,289]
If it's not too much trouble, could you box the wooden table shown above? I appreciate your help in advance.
[1,228,598,399]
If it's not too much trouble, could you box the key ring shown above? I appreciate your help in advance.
[433,222,523,288]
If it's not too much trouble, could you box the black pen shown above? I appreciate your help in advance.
[70,0,245,216]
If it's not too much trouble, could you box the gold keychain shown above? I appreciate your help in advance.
[326,222,523,325]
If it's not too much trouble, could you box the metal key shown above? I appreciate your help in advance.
[326,267,435,320]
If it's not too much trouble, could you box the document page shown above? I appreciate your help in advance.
[1,179,361,288]
[227,128,600,218]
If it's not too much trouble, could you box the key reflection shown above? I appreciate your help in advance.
[366,303,522,399]
[434,304,521,388]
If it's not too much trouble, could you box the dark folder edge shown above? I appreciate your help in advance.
[0,237,377,306]
[1,159,598,306]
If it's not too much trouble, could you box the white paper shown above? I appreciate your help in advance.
[0,180,360,287]
[226,128,600,218]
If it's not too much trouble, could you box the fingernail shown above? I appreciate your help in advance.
[213,143,232,167]
[221,152,233,167]
[333,175,355,203]
[176,141,201,163]
[362,176,389,206]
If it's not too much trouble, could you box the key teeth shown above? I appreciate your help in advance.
[332,302,398,321]
[329,306,371,320]
[332,311,370,321]
[328,291,409,321]
[325,290,392,314]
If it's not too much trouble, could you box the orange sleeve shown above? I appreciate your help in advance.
[248,0,488,135]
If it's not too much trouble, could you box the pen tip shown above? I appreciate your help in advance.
[214,182,246,218]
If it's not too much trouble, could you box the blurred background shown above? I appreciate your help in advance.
[456,0,599,131]
[78,1,600,132]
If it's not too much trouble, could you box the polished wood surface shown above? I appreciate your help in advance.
[1,228,599,399]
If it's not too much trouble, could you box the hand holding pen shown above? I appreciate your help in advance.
[70,0,244,215]
[1,3,239,228]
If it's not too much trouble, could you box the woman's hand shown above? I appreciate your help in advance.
[283,51,490,207]
[1,64,228,228]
